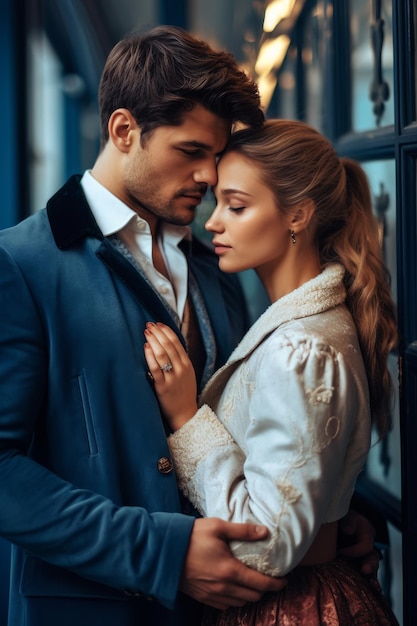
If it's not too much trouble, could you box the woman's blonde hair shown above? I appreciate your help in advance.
[226,119,398,436]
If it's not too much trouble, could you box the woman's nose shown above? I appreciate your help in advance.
[205,206,223,232]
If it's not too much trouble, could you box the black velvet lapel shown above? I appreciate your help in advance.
[46,175,103,249]
[46,175,184,343]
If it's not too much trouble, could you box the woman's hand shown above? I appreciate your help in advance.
[144,322,198,431]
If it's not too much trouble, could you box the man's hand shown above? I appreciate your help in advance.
[180,518,286,610]
[338,510,382,583]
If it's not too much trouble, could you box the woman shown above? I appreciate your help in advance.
[144,120,399,625]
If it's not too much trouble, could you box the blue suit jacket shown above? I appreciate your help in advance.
[0,176,249,625]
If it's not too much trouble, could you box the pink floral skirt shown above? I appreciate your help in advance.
[202,559,399,626]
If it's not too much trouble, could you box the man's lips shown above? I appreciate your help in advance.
[180,187,207,199]
[180,193,205,206]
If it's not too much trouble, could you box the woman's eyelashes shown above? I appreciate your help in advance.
[228,206,246,213]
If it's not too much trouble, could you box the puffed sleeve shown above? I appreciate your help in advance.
[168,329,368,576]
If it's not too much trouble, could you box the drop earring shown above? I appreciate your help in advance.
[290,230,296,245]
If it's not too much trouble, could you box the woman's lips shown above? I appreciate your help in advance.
[212,241,231,255]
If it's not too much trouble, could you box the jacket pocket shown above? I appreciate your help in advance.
[75,371,98,456]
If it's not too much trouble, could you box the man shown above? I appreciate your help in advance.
[0,25,378,626]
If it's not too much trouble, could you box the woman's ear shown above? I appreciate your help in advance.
[290,199,315,234]
[107,108,138,153]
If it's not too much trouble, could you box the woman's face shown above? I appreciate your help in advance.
[207,151,292,276]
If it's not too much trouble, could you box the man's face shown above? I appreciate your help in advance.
[122,104,230,227]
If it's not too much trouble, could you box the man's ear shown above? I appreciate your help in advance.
[290,199,315,234]
[107,108,139,153]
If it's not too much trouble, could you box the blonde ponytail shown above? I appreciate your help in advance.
[324,159,398,436]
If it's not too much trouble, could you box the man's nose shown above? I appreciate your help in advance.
[194,161,218,186]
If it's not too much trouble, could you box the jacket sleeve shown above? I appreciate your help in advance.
[0,244,193,609]
[168,329,370,577]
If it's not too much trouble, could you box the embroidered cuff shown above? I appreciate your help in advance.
[168,405,233,501]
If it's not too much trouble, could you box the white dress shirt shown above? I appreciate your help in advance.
[80,170,191,320]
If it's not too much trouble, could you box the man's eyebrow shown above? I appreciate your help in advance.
[179,140,212,150]
[179,140,227,158]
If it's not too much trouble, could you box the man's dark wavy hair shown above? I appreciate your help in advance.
[98,25,264,148]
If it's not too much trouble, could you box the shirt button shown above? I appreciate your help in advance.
[136,219,147,231]
[160,286,169,295]
[157,457,174,474]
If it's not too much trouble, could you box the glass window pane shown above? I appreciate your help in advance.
[302,3,325,131]
[366,352,401,498]
[269,44,297,120]
[359,160,400,500]
[28,33,65,214]
[362,160,397,303]
[383,523,403,624]
[350,0,394,130]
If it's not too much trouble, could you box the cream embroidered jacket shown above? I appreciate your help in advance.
[168,264,371,576]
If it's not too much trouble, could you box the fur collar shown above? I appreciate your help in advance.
[231,263,346,363]
[200,264,346,402]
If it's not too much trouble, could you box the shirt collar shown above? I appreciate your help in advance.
[81,170,136,236]
[80,170,192,245]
